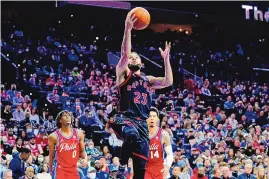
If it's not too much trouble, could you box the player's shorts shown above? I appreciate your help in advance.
[52,168,79,179]
[144,170,163,179]
[111,114,149,166]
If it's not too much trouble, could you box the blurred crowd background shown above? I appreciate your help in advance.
[1,1,269,179]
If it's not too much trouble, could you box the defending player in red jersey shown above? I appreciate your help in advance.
[145,108,173,179]
[48,111,86,179]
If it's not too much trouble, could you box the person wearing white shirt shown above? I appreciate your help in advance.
[30,108,40,126]
[228,114,238,130]
[36,163,51,179]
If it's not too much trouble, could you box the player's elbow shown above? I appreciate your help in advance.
[165,80,173,87]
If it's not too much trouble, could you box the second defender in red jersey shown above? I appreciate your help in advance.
[48,111,86,179]
[145,108,173,179]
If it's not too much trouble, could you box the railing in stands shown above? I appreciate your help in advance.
[178,67,203,85]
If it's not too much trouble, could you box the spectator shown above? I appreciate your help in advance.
[169,165,180,179]
[3,169,13,179]
[25,134,43,160]
[8,147,31,179]
[237,163,256,179]
[85,141,102,158]
[94,160,109,179]
[13,92,25,106]
[43,115,57,133]
[18,166,35,179]
[78,159,89,177]
[184,93,195,108]
[14,137,24,153]
[12,105,26,122]
[46,88,60,104]
[7,84,17,99]
[109,165,118,179]
[220,166,235,179]
[82,166,97,179]
[211,168,221,179]
[191,167,208,179]
[36,163,51,179]
[29,108,40,127]
[224,96,234,110]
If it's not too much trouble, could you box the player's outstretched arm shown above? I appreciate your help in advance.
[161,130,173,179]
[78,129,86,159]
[48,133,57,175]
[147,41,173,89]
[116,13,137,80]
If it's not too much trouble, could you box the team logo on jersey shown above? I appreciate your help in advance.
[149,143,159,150]
[59,142,77,152]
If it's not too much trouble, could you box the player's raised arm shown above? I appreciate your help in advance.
[116,13,137,79]
[147,41,173,89]
[161,130,173,179]
[48,133,57,174]
[78,129,86,159]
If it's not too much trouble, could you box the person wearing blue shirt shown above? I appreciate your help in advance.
[224,96,234,110]
[8,148,31,179]
[94,160,109,179]
[237,163,256,179]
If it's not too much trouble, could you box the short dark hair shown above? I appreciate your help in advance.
[21,147,31,154]
[150,107,159,117]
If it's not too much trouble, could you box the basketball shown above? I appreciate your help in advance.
[129,7,150,30]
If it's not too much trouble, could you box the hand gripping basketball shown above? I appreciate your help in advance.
[125,13,138,31]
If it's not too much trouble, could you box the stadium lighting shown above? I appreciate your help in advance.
[195,14,199,18]
[18,64,20,67]
[259,39,262,42]
[96,37,99,40]
[185,31,189,34]
[6,54,9,57]
[179,28,182,32]
[30,93,32,96]
[71,14,73,17]
[58,21,61,24]
[71,34,73,37]
[45,104,47,106]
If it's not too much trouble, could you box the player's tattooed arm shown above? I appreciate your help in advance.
[78,129,86,159]
[116,13,137,78]
[48,133,57,174]
[147,42,173,89]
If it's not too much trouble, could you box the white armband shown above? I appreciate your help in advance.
[164,145,173,168]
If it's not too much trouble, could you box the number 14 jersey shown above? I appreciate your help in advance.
[145,128,164,176]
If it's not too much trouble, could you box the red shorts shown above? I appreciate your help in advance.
[144,170,163,179]
[52,168,79,179]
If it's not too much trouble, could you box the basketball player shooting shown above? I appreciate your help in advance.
[48,111,86,179]
[145,107,173,179]
[113,12,173,179]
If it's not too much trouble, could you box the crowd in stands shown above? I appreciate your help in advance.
[1,5,269,179]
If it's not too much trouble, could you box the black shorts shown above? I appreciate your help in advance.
[111,114,149,166]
